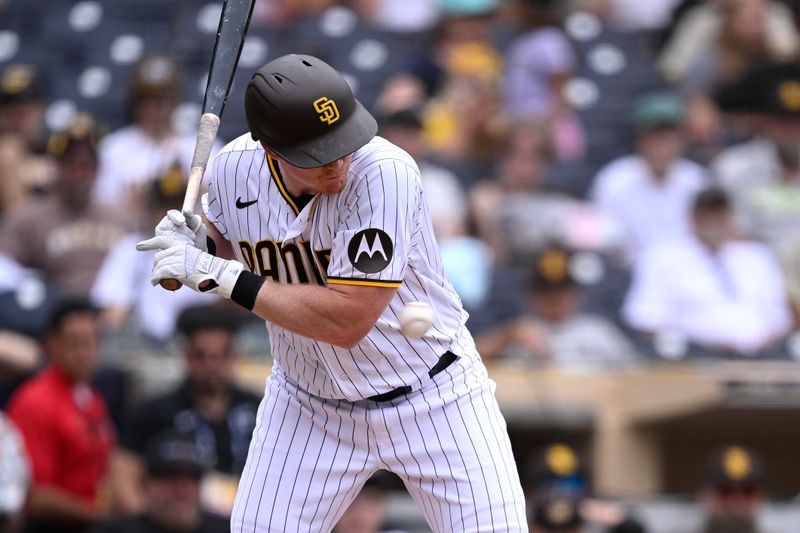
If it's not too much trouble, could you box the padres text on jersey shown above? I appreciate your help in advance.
[204,135,479,401]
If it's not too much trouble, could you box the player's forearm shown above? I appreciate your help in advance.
[250,282,376,348]
[202,215,235,259]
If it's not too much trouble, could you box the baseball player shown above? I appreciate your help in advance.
[138,54,526,532]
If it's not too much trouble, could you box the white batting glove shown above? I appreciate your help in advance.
[136,237,243,298]
[154,209,208,252]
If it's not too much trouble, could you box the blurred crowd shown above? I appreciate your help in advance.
[1,0,800,531]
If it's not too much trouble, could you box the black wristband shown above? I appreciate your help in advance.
[230,270,265,311]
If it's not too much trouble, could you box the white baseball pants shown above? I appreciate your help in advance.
[230,358,527,532]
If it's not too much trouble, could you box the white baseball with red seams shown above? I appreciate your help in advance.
[399,301,434,338]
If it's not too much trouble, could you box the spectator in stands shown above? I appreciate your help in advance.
[0,64,54,218]
[436,208,530,355]
[0,413,29,533]
[657,0,799,146]
[659,0,798,85]
[698,445,767,533]
[529,487,584,533]
[778,230,800,328]
[332,472,407,533]
[524,443,589,500]
[590,91,708,263]
[623,187,792,355]
[712,61,800,255]
[110,306,259,515]
[91,55,222,229]
[377,106,467,241]
[425,53,506,182]
[6,298,115,533]
[0,113,128,296]
[90,430,228,533]
[480,246,639,365]
[524,443,645,532]
[472,119,611,266]
[523,443,641,532]
[527,247,639,366]
[91,166,216,345]
[503,0,584,161]
[418,1,507,183]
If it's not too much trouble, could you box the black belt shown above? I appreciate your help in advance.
[367,351,458,402]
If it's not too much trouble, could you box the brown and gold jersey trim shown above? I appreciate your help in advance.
[267,154,300,215]
[326,277,402,288]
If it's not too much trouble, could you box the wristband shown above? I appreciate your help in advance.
[230,270,265,310]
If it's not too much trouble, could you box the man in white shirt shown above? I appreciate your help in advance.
[590,91,708,262]
[91,55,222,229]
[623,187,791,355]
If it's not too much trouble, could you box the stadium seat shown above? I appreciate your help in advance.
[101,0,179,24]
[564,15,664,188]
[0,29,24,70]
[171,1,223,71]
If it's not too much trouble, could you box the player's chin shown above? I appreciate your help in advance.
[323,179,346,193]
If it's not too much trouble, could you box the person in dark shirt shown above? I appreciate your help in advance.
[110,305,260,514]
[91,430,228,533]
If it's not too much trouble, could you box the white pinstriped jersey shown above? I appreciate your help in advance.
[203,134,479,401]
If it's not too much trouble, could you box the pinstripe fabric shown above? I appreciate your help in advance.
[205,133,526,532]
[204,135,475,401]
[230,359,527,533]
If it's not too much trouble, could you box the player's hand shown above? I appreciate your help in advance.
[154,209,208,252]
[136,237,243,298]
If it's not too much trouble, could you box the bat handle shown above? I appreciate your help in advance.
[159,278,183,291]
[182,113,220,212]
[159,113,221,292]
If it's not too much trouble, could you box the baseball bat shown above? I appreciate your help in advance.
[160,0,256,291]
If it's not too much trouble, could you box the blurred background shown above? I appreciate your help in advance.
[1,0,800,531]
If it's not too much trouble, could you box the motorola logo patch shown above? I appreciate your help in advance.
[348,229,393,273]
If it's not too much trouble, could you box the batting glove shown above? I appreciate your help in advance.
[154,209,208,252]
[136,237,243,298]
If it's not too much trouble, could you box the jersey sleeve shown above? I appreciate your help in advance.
[326,161,421,288]
[202,157,229,239]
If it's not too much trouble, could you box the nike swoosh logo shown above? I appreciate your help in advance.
[236,197,258,209]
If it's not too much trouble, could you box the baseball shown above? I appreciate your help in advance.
[398,302,434,338]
